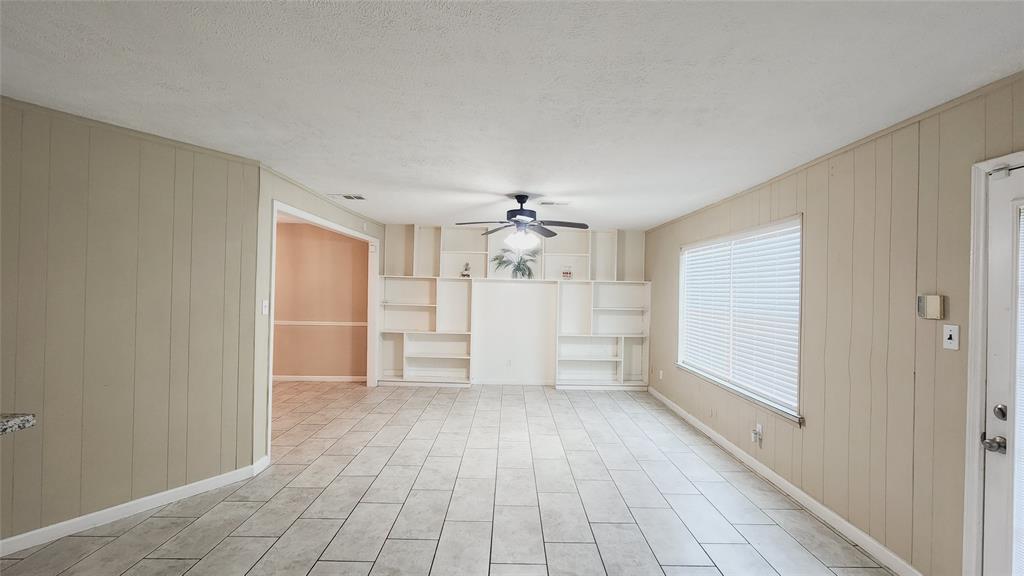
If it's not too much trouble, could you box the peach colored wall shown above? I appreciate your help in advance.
[273,222,368,377]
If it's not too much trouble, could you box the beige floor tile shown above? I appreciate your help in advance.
[183,537,274,576]
[538,492,593,543]
[248,518,343,576]
[233,487,321,537]
[390,490,451,540]
[491,506,545,564]
[545,542,606,576]
[591,523,662,576]
[370,539,436,576]
[321,502,401,562]
[3,536,114,576]
[150,503,261,558]
[430,521,491,576]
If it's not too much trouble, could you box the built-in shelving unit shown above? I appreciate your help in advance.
[555,281,650,390]
[380,224,648,389]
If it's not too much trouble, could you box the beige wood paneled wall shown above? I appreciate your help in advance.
[0,98,260,538]
[645,71,1024,575]
[273,222,369,378]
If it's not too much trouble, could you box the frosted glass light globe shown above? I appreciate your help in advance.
[504,229,540,250]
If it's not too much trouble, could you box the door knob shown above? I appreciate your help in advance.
[983,435,1007,454]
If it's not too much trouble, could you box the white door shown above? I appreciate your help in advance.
[984,163,1024,575]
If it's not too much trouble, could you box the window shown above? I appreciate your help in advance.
[678,218,802,418]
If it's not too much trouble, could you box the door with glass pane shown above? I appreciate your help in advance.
[984,163,1024,575]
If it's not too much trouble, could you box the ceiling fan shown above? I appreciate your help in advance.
[455,194,589,249]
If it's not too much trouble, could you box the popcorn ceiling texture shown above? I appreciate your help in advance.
[1,1,1021,229]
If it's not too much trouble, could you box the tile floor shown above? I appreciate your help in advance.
[2,381,894,576]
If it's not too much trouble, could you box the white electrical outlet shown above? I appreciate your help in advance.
[751,423,764,446]
[658,369,664,381]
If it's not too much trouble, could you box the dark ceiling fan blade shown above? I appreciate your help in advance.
[529,225,557,238]
[455,221,510,225]
[482,224,513,236]
[535,220,589,229]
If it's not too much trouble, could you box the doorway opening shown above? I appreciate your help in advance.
[267,202,378,460]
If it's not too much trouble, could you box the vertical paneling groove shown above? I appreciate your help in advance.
[220,163,243,473]
[131,141,176,498]
[823,151,854,519]
[1013,78,1024,150]
[236,164,260,467]
[186,154,227,483]
[12,110,51,533]
[849,142,876,531]
[985,85,1013,158]
[81,128,140,514]
[792,171,807,490]
[885,124,918,560]
[911,114,940,574]
[40,117,89,525]
[801,162,828,501]
[0,105,23,537]
[167,150,194,489]
[869,134,893,542]
[930,98,985,575]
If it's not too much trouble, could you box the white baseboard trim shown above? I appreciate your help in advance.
[648,387,922,576]
[377,380,470,389]
[470,378,553,386]
[0,454,271,556]
[272,375,366,382]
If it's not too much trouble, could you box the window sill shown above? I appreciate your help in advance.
[674,362,805,427]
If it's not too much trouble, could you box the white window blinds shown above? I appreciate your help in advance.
[678,219,802,416]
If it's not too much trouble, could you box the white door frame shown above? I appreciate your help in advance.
[267,200,380,456]
[964,150,1024,575]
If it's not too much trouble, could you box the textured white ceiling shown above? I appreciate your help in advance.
[2,2,1022,229]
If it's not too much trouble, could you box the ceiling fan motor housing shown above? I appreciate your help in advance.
[507,207,537,222]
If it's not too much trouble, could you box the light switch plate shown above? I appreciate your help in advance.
[261,300,270,316]
[943,324,959,351]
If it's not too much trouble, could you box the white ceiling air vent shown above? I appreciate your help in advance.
[328,193,365,201]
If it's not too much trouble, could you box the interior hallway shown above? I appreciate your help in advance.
[3,381,891,576]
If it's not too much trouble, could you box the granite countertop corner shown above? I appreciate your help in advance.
[0,413,36,435]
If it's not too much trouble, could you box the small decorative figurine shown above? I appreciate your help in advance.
[460,262,472,278]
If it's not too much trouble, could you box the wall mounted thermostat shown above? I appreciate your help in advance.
[917,294,944,320]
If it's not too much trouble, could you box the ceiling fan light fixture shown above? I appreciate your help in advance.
[504,228,540,250]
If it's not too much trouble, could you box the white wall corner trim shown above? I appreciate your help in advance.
[0,455,271,557]
[648,386,924,576]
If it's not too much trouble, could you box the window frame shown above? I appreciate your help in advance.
[675,215,804,424]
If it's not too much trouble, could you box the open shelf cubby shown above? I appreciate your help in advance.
[558,282,592,335]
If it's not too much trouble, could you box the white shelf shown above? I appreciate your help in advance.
[559,356,622,362]
[593,307,647,311]
[382,302,437,307]
[442,250,487,255]
[406,353,471,359]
